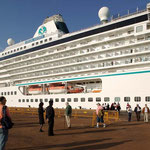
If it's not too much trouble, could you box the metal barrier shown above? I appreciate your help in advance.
[9,108,119,127]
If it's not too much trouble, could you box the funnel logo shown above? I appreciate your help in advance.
[38,26,47,35]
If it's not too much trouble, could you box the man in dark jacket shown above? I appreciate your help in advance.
[134,104,141,121]
[65,102,72,128]
[46,100,55,136]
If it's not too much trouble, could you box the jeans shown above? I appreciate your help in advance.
[0,128,8,150]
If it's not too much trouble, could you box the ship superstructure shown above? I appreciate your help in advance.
[0,4,150,110]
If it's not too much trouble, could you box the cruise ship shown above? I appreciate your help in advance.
[1,4,150,110]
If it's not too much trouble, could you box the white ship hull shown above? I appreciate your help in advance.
[2,69,150,110]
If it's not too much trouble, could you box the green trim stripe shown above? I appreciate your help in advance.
[16,70,150,86]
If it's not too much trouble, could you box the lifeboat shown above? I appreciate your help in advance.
[48,83,66,94]
[67,87,84,93]
[28,85,42,95]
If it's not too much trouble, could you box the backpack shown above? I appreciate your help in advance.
[1,106,14,129]
[98,109,104,117]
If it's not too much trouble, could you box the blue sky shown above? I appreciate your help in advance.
[0,0,149,51]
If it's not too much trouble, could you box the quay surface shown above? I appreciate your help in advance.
[6,112,150,150]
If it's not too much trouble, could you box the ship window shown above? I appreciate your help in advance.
[124,97,130,102]
[134,97,141,102]
[49,38,52,41]
[7,92,10,95]
[55,98,59,102]
[2,53,4,55]
[36,42,38,45]
[114,97,120,102]
[104,97,110,102]
[22,99,25,102]
[14,49,16,52]
[44,39,47,42]
[18,99,21,102]
[81,98,85,102]
[40,40,43,44]
[61,98,65,102]
[1,92,3,96]
[20,47,22,50]
[26,99,29,102]
[96,97,101,102]
[145,96,150,102]
[4,92,6,95]
[74,98,78,102]
[45,98,48,102]
[35,99,38,102]
[17,48,19,51]
[11,91,13,95]
[14,91,17,95]
[67,98,71,102]
[24,46,26,49]
[30,99,33,102]
[136,25,143,33]
[32,43,34,46]
[88,97,93,102]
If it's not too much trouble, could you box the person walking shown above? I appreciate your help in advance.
[127,105,132,122]
[0,96,12,150]
[46,100,55,136]
[96,103,106,128]
[38,102,45,132]
[65,102,72,128]
[134,104,141,121]
[142,104,150,122]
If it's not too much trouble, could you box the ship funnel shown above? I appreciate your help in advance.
[98,7,110,24]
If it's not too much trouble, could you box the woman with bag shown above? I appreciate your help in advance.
[0,96,12,150]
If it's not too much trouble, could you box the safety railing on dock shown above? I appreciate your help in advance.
[9,107,119,127]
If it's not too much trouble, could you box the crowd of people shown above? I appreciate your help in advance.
[126,103,150,122]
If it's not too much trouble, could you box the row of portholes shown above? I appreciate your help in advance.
[1,91,17,96]
[17,96,150,103]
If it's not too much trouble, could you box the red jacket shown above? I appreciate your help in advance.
[142,107,150,113]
